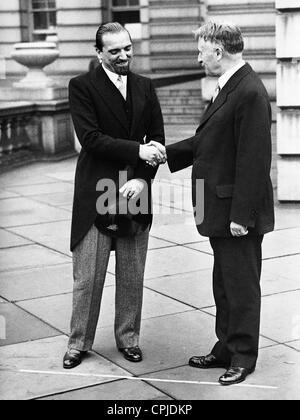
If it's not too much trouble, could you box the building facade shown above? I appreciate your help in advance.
[2,1,300,200]
[0,0,276,84]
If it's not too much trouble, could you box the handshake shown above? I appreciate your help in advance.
[139,141,167,168]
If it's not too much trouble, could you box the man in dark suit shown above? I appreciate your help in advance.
[151,22,274,385]
[63,22,165,369]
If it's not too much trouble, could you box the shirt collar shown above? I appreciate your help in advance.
[218,60,246,90]
[102,63,127,86]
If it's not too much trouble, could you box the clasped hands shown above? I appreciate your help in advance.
[139,141,167,167]
[120,142,166,200]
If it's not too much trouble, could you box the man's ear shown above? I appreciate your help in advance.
[215,47,223,61]
[96,49,103,64]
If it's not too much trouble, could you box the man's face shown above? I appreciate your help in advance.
[99,31,133,75]
[197,39,222,76]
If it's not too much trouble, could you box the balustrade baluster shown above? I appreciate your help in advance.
[0,119,12,154]
[19,115,31,149]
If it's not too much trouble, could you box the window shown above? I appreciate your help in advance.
[111,0,140,26]
[31,0,57,34]
[111,0,141,39]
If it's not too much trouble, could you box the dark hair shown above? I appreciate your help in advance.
[95,22,132,51]
[195,21,244,54]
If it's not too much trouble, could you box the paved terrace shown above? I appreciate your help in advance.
[0,126,300,400]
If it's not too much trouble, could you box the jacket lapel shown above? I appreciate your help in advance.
[197,63,253,130]
[128,72,146,137]
[90,66,129,133]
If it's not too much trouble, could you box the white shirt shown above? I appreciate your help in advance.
[102,63,127,93]
[218,60,246,90]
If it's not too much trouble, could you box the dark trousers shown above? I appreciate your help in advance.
[209,235,263,370]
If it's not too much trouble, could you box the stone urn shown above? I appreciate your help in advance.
[11,42,59,88]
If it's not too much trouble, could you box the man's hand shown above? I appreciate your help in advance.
[230,222,248,237]
[149,141,167,165]
[119,179,145,200]
[139,144,164,167]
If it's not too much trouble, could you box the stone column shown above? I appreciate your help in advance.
[276,0,300,200]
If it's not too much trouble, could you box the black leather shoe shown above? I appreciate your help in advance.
[189,354,228,369]
[219,366,255,386]
[63,349,86,369]
[119,347,143,363]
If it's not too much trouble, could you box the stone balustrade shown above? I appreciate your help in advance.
[0,100,74,157]
[0,103,35,155]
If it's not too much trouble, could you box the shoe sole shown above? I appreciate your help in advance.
[219,377,246,386]
[63,362,82,370]
[123,356,143,363]
[219,370,255,386]
[189,361,228,369]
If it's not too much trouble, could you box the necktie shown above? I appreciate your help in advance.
[212,83,221,102]
[116,75,127,100]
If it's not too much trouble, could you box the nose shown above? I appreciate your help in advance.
[119,50,128,61]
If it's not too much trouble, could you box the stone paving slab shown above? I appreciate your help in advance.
[260,290,300,343]
[93,311,216,376]
[0,173,59,188]
[203,290,300,344]
[262,255,300,282]
[9,221,72,257]
[39,380,172,400]
[45,171,75,183]
[0,245,70,272]
[0,336,131,400]
[59,204,72,212]
[18,287,192,334]
[260,268,300,297]
[0,263,75,302]
[149,222,204,245]
[285,340,300,351]
[0,302,60,346]
[262,230,300,259]
[4,182,74,197]
[108,246,213,279]
[145,270,214,308]
[274,205,300,230]
[0,190,19,200]
[142,345,300,400]
[185,230,300,261]
[0,229,32,249]
[185,241,212,254]
[148,237,176,250]
[29,192,74,207]
[0,197,71,228]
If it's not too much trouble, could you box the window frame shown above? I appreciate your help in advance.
[111,0,141,25]
[30,0,57,38]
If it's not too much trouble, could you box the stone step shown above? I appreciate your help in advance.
[157,89,202,98]
[163,114,200,125]
[161,105,203,116]
[157,96,203,106]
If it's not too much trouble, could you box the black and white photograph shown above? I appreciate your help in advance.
[0,0,300,402]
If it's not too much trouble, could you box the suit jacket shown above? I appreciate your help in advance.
[69,66,165,251]
[167,63,274,237]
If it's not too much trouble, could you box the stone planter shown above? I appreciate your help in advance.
[11,42,59,88]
